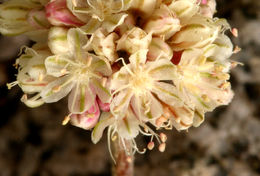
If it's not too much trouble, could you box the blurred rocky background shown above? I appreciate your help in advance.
[0,0,260,175]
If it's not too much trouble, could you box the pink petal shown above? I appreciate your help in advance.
[97,97,110,112]
[45,0,84,27]
[70,100,100,130]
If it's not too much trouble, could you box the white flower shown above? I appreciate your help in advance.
[0,0,50,41]
[41,28,112,114]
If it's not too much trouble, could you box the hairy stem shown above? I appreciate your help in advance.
[112,139,134,176]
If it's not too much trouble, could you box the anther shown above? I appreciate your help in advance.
[38,74,44,81]
[61,69,67,75]
[217,73,230,80]
[62,115,70,125]
[156,116,167,126]
[159,133,167,143]
[231,28,238,37]
[21,94,28,102]
[52,85,61,92]
[144,126,149,133]
[6,81,18,89]
[233,46,241,54]
[112,135,117,141]
[202,94,210,102]
[127,156,132,163]
[102,77,107,87]
[215,65,223,72]
[219,82,230,89]
[86,56,93,67]
[159,143,166,152]
[163,107,171,118]
[147,141,155,150]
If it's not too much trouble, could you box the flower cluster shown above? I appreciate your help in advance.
[3,0,240,157]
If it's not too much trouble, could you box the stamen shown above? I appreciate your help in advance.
[61,68,67,75]
[112,134,117,141]
[219,82,230,89]
[62,115,71,125]
[38,73,44,81]
[231,28,238,37]
[6,81,18,89]
[116,57,134,76]
[159,143,166,152]
[217,73,230,80]
[52,85,61,93]
[163,107,171,118]
[233,46,241,54]
[156,115,167,127]
[159,133,167,143]
[102,77,107,87]
[202,94,210,102]
[126,156,132,163]
[108,126,116,164]
[21,94,28,102]
[87,56,93,67]
[231,61,243,68]
[147,141,155,150]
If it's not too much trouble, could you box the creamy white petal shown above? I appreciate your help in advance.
[40,75,74,103]
[68,82,96,114]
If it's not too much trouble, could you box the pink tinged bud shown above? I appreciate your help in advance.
[27,9,51,29]
[70,101,100,130]
[97,97,110,112]
[201,0,208,5]
[45,0,84,27]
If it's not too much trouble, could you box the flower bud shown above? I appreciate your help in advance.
[144,5,181,40]
[117,27,152,54]
[169,16,219,51]
[0,1,33,35]
[148,37,173,61]
[45,0,84,27]
[130,0,157,18]
[199,0,216,18]
[168,0,199,22]
[27,9,51,29]
[48,27,69,54]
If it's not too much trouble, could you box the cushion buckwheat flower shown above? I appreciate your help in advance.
[143,4,181,40]
[45,0,85,27]
[109,49,178,120]
[41,28,112,114]
[71,0,130,33]
[169,15,220,51]
[168,0,199,23]
[117,27,152,54]
[7,44,54,108]
[0,0,50,41]
[3,0,239,166]
[87,28,119,63]
[171,48,234,127]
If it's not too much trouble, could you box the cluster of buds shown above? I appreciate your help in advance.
[3,0,240,158]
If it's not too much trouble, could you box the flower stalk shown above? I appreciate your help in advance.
[112,139,134,176]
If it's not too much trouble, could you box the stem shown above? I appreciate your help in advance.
[112,139,134,176]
